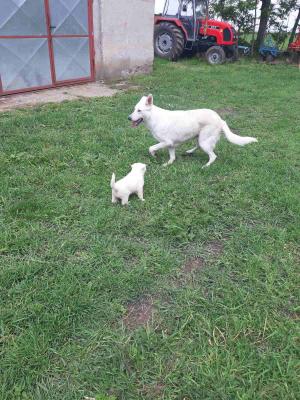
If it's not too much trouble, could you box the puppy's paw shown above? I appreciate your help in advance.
[149,147,156,157]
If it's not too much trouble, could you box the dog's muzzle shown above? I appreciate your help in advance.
[130,118,143,128]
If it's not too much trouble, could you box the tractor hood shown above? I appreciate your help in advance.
[202,19,234,30]
[199,18,237,44]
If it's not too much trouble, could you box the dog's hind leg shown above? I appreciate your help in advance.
[201,147,217,168]
[198,126,220,168]
[163,146,176,167]
[186,145,198,154]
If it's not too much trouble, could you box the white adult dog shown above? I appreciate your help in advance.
[128,94,257,167]
[111,163,146,205]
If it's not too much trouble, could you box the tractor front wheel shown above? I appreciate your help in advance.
[206,46,226,65]
[154,22,185,61]
[226,46,239,62]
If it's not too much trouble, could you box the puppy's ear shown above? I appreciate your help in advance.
[146,94,153,106]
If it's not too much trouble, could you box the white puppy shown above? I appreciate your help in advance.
[111,163,146,205]
[128,94,257,167]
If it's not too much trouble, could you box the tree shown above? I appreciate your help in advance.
[268,0,298,47]
[289,6,300,44]
[255,0,272,48]
[210,0,299,50]
[210,0,256,34]
[251,0,259,54]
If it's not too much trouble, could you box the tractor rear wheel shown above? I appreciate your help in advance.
[154,22,185,61]
[206,46,226,65]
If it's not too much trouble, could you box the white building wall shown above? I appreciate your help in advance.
[93,0,155,80]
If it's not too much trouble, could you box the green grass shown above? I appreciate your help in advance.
[0,58,299,400]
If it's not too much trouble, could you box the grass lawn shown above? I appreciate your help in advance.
[0,58,299,400]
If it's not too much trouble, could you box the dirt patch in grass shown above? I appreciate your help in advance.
[215,107,239,117]
[109,81,140,91]
[205,239,224,257]
[172,256,206,288]
[283,310,300,320]
[140,382,165,398]
[122,296,155,330]
[123,239,225,328]
[173,239,225,288]
[182,256,205,273]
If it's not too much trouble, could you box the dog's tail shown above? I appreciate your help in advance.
[222,120,257,146]
[110,173,116,189]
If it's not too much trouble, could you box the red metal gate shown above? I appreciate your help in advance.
[0,0,95,96]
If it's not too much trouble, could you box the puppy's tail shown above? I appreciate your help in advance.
[110,173,116,189]
[222,120,257,146]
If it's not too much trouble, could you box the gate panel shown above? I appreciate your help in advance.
[52,37,90,81]
[48,0,89,35]
[48,0,92,83]
[0,0,47,35]
[0,38,52,91]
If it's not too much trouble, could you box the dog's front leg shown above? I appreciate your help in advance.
[163,147,176,167]
[149,142,169,157]
[121,195,130,206]
[137,188,145,201]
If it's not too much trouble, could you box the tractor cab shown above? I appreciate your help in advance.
[155,0,206,41]
[154,0,238,64]
[181,0,205,41]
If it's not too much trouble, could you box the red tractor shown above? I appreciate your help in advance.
[154,0,238,64]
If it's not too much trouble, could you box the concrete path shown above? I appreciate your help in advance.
[0,82,120,112]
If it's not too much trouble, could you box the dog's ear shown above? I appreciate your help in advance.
[146,94,153,106]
